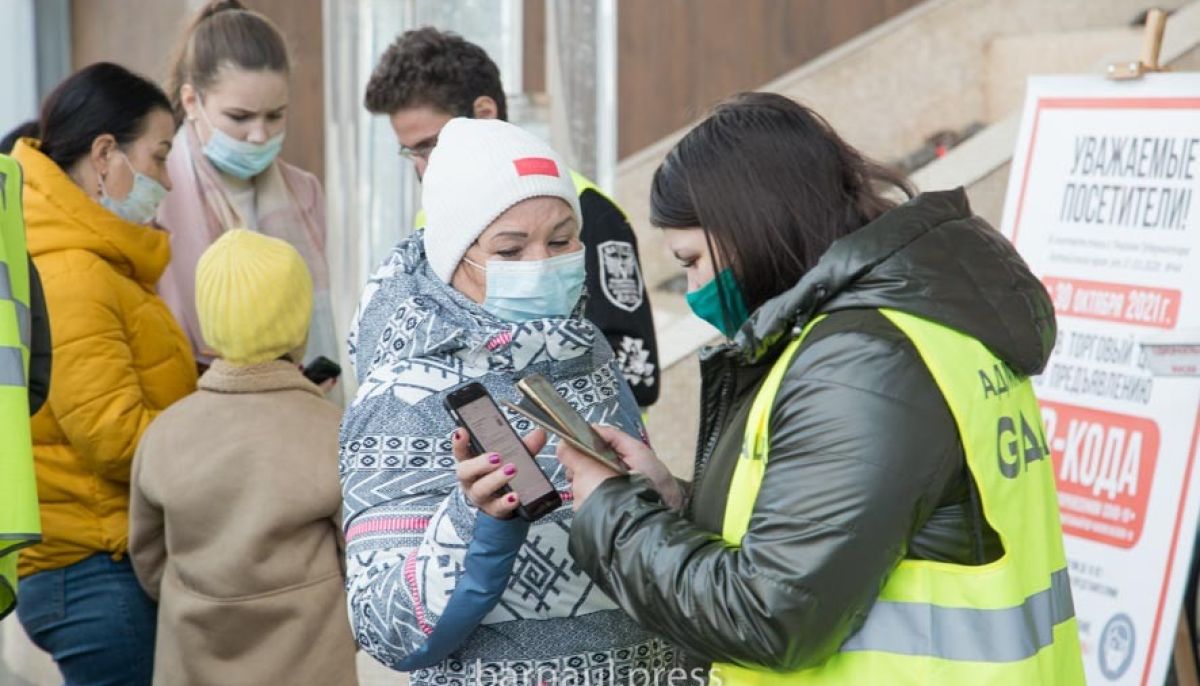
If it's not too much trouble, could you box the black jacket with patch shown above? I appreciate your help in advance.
[580,188,660,406]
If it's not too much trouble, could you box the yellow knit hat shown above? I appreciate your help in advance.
[195,229,313,365]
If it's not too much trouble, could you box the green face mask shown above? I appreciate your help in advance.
[686,267,750,338]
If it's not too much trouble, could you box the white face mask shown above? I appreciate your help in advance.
[463,249,587,322]
[196,95,285,179]
[98,152,167,225]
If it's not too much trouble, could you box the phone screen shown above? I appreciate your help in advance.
[456,393,555,505]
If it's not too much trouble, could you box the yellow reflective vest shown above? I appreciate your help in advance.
[0,154,40,619]
[714,309,1085,685]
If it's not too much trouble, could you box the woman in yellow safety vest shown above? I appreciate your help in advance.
[552,92,1085,685]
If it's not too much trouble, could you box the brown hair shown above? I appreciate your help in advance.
[650,92,914,317]
[165,0,290,122]
[364,27,508,120]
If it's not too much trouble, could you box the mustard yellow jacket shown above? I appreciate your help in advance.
[13,140,196,577]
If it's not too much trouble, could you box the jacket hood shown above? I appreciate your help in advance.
[364,231,596,374]
[728,189,1055,376]
[14,138,172,286]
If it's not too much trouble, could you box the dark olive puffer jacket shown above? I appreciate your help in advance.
[568,189,1057,672]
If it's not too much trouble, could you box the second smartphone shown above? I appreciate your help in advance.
[444,382,562,521]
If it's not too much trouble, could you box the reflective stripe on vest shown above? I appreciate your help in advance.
[840,566,1074,663]
[0,260,31,348]
[0,153,40,620]
[0,346,24,387]
[713,308,1084,685]
[414,169,618,231]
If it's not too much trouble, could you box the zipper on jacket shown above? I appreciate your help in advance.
[689,362,734,517]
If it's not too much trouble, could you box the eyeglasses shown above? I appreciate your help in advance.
[398,137,438,161]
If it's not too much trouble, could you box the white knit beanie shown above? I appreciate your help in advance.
[423,118,582,283]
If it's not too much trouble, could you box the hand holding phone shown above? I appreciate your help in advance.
[444,383,562,521]
[557,424,685,512]
[452,427,548,519]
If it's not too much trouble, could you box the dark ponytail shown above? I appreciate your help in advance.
[165,0,290,122]
[38,62,172,171]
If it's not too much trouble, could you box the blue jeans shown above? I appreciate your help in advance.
[16,553,156,686]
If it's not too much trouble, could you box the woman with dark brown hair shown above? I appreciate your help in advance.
[12,62,197,686]
[553,93,1085,684]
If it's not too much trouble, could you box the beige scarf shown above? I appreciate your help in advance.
[157,124,337,369]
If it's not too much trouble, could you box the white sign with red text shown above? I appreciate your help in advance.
[1000,74,1200,685]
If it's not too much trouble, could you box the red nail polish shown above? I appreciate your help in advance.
[507,494,517,503]
[488,454,501,464]
[503,464,516,476]
[453,430,461,440]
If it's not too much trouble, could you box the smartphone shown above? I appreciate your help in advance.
[503,398,629,475]
[514,374,630,471]
[444,382,562,521]
[303,356,342,385]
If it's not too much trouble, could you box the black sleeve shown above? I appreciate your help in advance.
[27,256,51,415]
[568,316,964,670]
[579,189,660,406]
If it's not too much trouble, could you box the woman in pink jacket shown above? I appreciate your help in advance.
[156,0,337,373]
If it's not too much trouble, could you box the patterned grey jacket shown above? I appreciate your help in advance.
[341,232,673,685]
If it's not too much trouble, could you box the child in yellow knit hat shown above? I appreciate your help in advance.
[127,229,357,685]
[195,229,313,365]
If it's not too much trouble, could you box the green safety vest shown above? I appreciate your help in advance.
[0,154,40,619]
[413,169,621,230]
[714,309,1084,685]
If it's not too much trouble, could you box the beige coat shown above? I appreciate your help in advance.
[129,360,356,686]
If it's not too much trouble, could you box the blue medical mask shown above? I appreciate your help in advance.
[197,99,284,179]
[465,249,586,322]
[99,152,167,225]
[686,267,750,338]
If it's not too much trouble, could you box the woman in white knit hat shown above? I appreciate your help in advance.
[341,118,681,684]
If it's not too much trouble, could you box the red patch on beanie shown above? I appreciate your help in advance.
[513,157,560,178]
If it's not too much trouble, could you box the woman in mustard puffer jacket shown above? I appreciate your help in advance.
[11,63,196,686]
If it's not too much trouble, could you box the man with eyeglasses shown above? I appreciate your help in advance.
[357,27,660,408]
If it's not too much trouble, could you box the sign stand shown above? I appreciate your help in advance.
[1114,12,1199,684]
[1106,8,1168,80]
